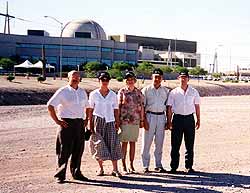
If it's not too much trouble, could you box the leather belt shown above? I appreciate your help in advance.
[174,114,193,118]
[146,111,165,115]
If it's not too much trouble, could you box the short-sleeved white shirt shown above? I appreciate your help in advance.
[167,85,200,115]
[47,85,89,119]
[141,84,169,112]
[89,89,118,122]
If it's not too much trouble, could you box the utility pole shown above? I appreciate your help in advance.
[41,45,46,79]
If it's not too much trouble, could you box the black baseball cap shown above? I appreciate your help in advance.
[98,71,111,80]
[152,68,163,76]
[179,71,189,77]
[124,71,136,79]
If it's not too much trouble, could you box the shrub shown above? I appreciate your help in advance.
[116,76,123,82]
[37,76,46,83]
[6,74,15,82]
[108,69,122,78]
[112,62,132,71]
[85,72,96,78]
[84,61,106,72]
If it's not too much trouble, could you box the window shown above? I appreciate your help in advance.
[101,59,112,66]
[46,56,57,64]
[114,49,125,54]
[45,44,60,49]
[87,58,99,62]
[16,43,42,49]
[126,61,136,65]
[86,46,99,51]
[126,50,136,55]
[101,47,112,52]
[75,32,91,38]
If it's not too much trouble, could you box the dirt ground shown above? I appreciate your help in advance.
[0,95,250,193]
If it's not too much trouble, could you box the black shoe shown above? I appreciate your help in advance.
[55,177,65,184]
[185,168,195,174]
[167,169,177,174]
[73,173,89,181]
[143,168,150,173]
[155,167,167,173]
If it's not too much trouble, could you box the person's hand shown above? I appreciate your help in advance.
[143,119,149,131]
[139,120,144,128]
[166,122,172,130]
[195,120,200,130]
[56,119,68,128]
[115,120,120,131]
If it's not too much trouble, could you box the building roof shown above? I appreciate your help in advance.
[62,19,107,40]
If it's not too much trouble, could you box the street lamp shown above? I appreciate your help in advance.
[44,15,63,80]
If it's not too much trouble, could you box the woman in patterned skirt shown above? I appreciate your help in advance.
[88,72,122,177]
[118,71,144,174]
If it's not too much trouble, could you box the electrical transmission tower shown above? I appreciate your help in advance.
[0,1,30,34]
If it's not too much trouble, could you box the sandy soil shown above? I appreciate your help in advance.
[0,95,250,193]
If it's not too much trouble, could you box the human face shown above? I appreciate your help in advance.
[178,75,189,86]
[68,72,80,88]
[152,74,162,88]
[126,77,136,88]
[100,78,110,87]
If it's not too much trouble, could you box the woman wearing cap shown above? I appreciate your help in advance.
[88,72,122,177]
[118,71,144,174]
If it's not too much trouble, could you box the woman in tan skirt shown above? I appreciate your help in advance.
[118,71,144,174]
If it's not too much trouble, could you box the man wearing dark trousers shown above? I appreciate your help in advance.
[47,70,89,183]
[167,71,200,174]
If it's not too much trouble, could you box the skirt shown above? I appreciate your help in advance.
[119,124,139,142]
[89,116,122,161]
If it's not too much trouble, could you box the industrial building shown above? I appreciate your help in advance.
[0,19,138,73]
[109,34,200,67]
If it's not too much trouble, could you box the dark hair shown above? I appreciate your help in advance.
[124,71,136,79]
[152,68,163,75]
[98,71,111,80]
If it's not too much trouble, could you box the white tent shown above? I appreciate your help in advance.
[14,60,34,68]
[31,61,55,69]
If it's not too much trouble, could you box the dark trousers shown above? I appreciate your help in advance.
[170,114,195,170]
[55,118,85,180]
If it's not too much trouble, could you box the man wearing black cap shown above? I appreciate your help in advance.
[141,68,169,173]
[167,71,200,174]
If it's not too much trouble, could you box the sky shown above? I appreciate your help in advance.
[1,0,250,72]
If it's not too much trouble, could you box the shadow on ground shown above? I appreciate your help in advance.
[63,171,250,192]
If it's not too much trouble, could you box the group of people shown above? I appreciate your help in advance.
[47,68,200,183]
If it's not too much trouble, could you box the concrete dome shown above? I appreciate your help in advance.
[62,19,107,40]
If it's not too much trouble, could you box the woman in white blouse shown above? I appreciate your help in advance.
[88,72,122,177]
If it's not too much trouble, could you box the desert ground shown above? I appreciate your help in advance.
[0,76,250,193]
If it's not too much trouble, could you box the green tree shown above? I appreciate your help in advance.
[212,73,222,78]
[135,62,154,76]
[0,58,15,70]
[160,66,173,73]
[172,66,188,73]
[112,62,132,71]
[108,68,122,78]
[189,66,207,75]
[84,61,106,72]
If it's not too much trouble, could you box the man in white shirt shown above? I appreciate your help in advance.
[47,70,89,183]
[141,68,169,173]
[167,71,200,174]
